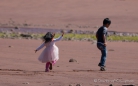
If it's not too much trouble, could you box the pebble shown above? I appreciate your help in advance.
[109,84,113,86]
[22,82,29,84]
[69,59,77,62]
[76,84,82,86]
[69,84,73,86]
[108,49,115,51]
[122,85,135,86]
[68,29,74,33]
[8,46,13,48]
[15,27,19,29]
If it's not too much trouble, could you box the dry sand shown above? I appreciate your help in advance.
[0,39,137,86]
[0,0,138,32]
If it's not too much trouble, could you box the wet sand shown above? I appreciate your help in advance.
[0,0,138,32]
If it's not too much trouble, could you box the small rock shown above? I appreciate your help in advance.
[20,34,32,38]
[69,84,73,86]
[109,84,113,86]
[66,25,69,28]
[10,29,14,31]
[94,26,99,28]
[8,46,12,48]
[69,59,77,62]
[68,38,72,41]
[123,33,130,36]
[87,39,93,41]
[61,30,65,33]
[108,49,115,51]
[23,24,28,26]
[122,85,135,86]
[15,27,19,29]
[123,40,129,42]
[118,33,123,36]
[68,29,74,33]
[76,84,82,86]
[22,82,29,84]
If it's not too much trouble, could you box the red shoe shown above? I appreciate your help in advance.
[45,69,49,72]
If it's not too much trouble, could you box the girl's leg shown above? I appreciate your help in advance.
[52,60,56,65]
[45,62,50,72]
[49,62,52,70]
[49,60,57,70]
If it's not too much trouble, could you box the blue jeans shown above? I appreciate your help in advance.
[97,42,107,66]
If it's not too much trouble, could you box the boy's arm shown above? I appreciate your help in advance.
[103,34,107,46]
[103,28,107,46]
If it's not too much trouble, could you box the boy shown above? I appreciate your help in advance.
[96,18,111,71]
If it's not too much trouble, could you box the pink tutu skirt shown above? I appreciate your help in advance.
[38,45,59,63]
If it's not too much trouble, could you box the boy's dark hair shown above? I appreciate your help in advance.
[103,18,111,25]
[43,32,54,43]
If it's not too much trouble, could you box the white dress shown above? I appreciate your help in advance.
[36,36,62,63]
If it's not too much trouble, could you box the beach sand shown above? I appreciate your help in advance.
[0,39,137,86]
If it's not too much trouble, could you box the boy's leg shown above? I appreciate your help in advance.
[97,43,107,71]
[100,47,107,67]
[99,46,107,71]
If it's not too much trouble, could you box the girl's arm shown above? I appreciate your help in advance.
[53,36,63,42]
[35,42,45,53]
[53,31,64,42]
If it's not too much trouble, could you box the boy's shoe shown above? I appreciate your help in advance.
[49,63,52,70]
[98,63,101,67]
[100,67,106,71]
[98,63,106,67]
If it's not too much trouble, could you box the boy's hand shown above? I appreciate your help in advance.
[104,43,107,46]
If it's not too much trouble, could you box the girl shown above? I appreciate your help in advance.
[35,32,64,72]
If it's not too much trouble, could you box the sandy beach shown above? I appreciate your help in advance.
[0,0,138,86]
[0,39,137,86]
